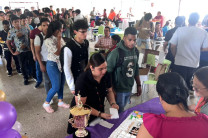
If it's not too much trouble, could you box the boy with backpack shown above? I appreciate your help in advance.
[107,27,142,113]
[34,18,51,94]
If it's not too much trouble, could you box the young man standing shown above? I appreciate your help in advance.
[6,15,36,85]
[170,12,208,90]
[34,18,51,93]
[60,19,89,95]
[107,27,142,113]
[0,20,20,76]
[30,19,43,88]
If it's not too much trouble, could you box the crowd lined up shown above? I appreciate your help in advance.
[1,5,208,137]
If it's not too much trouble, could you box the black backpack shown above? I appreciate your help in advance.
[37,33,44,47]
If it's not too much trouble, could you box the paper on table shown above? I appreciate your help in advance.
[89,117,102,126]
[99,119,114,129]
[110,108,119,119]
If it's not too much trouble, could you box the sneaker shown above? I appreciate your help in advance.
[7,72,12,77]
[43,104,54,113]
[17,70,22,75]
[58,102,70,108]
[33,78,37,82]
[24,79,29,85]
[34,82,41,89]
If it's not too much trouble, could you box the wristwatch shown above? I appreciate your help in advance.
[110,103,116,106]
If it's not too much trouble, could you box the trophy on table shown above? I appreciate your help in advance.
[69,92,92,137]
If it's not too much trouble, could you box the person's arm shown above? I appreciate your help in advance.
[201,32,208,51]
[94,38,101,48]
[137,123,153,138]
[30,39,37,61]
[63,47,75,94]
[107,87,119,110]
[74,96,111,119]
[135,75,142,96]
[170,43,177,57]
[163,41,168,53]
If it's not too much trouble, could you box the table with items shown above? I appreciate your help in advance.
[66,97,165,138]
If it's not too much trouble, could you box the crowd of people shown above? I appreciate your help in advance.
[1,5,208,137]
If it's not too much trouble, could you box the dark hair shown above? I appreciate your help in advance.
[15,8,21,12]
[0,11,5,15]
[20,14,27,19]
[75,9,81,14]
[39,13,44,17]
[25,12,33,17]
[164,21,170,27]
[63,12,69,19]
[144,13,152,21]
[194,67,208,89]
[24,9,29,14]
[11,15,20,23]
[43,8,51,13]
[112,34,121,43]
[105,26,110,32]
[85,53,106,71]
[4,6,9,10]
[156,22,161,25]
[45,20,62,39]
[3,20,9,25]
[124,27,137,36]
[40,18,50,25]
[73,19,88,31]
[156,72,189,111]
[189,12,200,26]
[33,10,39,16]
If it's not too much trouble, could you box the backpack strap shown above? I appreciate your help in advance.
[37,33,44,47]
[115,47,125,68]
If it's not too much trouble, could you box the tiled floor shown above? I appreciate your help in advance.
[0,32,197,138]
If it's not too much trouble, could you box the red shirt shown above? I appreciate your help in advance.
[154,15,164,27]
[30,28,41,39]
[143,113,208,138]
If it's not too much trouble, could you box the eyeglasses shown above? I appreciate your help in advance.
[78,30,87,34]
[191,79,207,92]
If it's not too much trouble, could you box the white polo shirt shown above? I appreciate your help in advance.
[170,26,208,68]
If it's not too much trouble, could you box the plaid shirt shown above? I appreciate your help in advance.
[96,36,112,50]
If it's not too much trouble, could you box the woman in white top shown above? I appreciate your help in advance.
[43,20,69,113]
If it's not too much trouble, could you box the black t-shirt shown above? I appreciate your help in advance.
[71,69,112,113]
[164,27,178,42]
[165,27,178,67]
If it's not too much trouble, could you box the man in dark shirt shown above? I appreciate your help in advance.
[163,16,185,70]
[0,20,20,76]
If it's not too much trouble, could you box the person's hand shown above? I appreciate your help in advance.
[40,64,46,72]
[16,32,23,38]
[12,51,20,55]
[71,90,75,95]
[137,85,142,96]
[33,55,37,61]
[111,103,119,110]
[101,113,111,119]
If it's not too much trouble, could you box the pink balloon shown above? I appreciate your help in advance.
[0,102,17,133]
[0,129,21,138]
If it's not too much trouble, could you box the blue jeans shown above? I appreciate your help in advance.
[36,61,42,83]
[46,61,65,102]
[137,37,151,49]
[116,92,131,113]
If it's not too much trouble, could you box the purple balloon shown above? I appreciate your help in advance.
[0,102,17,133]
[0,129,21,138]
